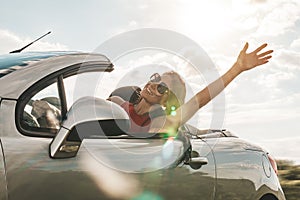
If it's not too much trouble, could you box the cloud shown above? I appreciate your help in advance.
[0,29,68,54]
[251,48,300,98]
[108,0,182,36]
[276,49,300,69]
[0,30,22,54]
[256,137,300,164]
[223,70,300,126]
[228,0,300,51]
[225,94,300,125]
[254,1,300,37]
[290,37,300,50]
[200,46,300,144]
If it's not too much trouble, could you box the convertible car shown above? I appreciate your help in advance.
[0,52,285,200]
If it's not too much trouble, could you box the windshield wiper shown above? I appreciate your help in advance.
[10,31,51,54]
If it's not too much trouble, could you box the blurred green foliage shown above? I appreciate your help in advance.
[277,160,300,200]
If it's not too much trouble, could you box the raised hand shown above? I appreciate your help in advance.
[236,42,273,72]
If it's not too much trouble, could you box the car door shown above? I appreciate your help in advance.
[0,68,119,199]
[175,125,216,200]
[137,136,217,200]
[0,102,190,200]
[45,92,201,200]
[61,74,217,199]
[99,131,217,200]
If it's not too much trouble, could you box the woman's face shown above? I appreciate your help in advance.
[140,73,172,105]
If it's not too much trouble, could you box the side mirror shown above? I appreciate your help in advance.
[49,96,130,159]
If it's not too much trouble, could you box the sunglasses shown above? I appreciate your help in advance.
[150,73,169,95]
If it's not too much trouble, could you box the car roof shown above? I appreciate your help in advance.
[0,51,112,99]
[0,51,73,78]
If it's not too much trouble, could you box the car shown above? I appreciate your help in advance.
[0,51,285,200]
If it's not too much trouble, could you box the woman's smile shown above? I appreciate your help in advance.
[146,87,154,96]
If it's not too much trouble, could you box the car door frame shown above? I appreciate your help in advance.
[15,62,113,138]
[0,59,118,200]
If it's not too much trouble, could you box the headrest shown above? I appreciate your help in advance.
[109,86,141,104]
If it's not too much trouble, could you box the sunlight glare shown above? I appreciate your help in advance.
[179,1,232,41]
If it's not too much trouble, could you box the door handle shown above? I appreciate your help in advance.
[188,156,208,169]
[190,157,208,165]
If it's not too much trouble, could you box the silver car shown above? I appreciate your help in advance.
[0,52,285,200]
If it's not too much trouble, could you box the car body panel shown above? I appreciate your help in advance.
[204,137,283,200]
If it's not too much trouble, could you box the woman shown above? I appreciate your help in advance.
[110,43,273,134]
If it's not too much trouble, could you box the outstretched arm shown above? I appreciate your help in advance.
[180,43,273,124]
[152,43,273,133]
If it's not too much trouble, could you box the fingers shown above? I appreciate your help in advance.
[260,55,272,60]
[257,55,272,66]
[253,43,268,54]
[258,60,269,66]
[241,42,249,53]
[265,55,272,59]
[258,50,273,58]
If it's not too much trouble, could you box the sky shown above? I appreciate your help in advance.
[1,0,300,164]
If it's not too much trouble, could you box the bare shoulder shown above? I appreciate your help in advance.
[108,96,126,105]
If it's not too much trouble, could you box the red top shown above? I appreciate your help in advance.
[121,101,151,133]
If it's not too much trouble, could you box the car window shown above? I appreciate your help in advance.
[21,81,62,131]
[18,72,109,137]
[63,72,109,110]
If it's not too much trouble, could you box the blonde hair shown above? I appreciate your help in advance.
[162,71,186,114]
